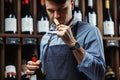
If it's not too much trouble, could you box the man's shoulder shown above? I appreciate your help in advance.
[76,21,98,31]
[41,33,52,44]
[76,21,96,28]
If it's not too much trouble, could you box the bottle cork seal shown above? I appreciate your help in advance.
[32,54,37,62]
[54,18,60,26]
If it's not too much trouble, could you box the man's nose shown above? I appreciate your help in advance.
[54,11,60,19]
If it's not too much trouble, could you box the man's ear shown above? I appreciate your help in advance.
[71,0,74,10]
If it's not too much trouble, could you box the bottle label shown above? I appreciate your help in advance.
[22,17,33,33]
[88,12,97,26]
[103,21,114,35]
[5,65,16,74]
[74,11,82,21]
[37,19,49,33]
[5,17,17,33]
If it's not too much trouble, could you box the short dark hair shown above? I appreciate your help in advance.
[45,0,67,4]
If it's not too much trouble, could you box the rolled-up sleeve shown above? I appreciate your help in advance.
[77,25,106,80]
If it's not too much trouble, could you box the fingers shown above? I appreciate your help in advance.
[56,25,70,36]
[27,60,41,66]
[56,24,76,47]
[56,25,69,32]
[26,68,35,75]
[53,19,75,46]
[54,18,60,26]
[26,60,41,75]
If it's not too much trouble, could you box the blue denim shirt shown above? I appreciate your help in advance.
[40,18,106,80]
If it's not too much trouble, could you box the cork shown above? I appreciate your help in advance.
[54,18,60,26]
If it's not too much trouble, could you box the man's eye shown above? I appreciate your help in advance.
[48,9,54,13]
[58,9,62,12]
[58,7,67,12]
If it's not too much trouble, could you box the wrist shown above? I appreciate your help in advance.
[68,39,76,47]
[69,41,80,50]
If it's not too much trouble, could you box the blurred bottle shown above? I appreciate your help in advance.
[21,59,29,80]
[73,0,82,21]
[118,67,120,79]
[21,0,33,35]
[5,65,17,80]
[118,4,120,36]
[30,54,44,80]
[103,0,114,37]
[85,0,97,26]
[4,0,17,34]
[37,0,49,34]
[105,66,117,80]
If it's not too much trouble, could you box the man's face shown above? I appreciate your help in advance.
[45,0,74,24]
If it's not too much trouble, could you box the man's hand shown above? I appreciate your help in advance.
[53,18,76,47]
[56,24,76,47]
[26,60,41,78]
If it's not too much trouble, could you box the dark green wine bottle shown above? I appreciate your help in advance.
[105,66,117,80]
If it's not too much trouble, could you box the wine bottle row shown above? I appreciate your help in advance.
[2,0,120,37]
[4,52,41,80]
[5,60,120,80]
[4,0,49,35]
[3,43,41,80]
[75,0,120,38]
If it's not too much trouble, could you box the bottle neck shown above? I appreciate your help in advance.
[40,0,45,6]
[23,0,29,4]
[105,0,110,9]
[24,0,30,11]
[5,0,16,18]
[39,0,45,10]
[9,2,14,14]
[105,0,112,21]
[88,0,93,8]
[75,0,79,7]
[38,0,48,19]
[22,0,31,17]
[6,0,14,12]
[24,4,30,13]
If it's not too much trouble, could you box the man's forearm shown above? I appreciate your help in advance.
[72,47,85,64]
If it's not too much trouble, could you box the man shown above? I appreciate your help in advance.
[26,0,106,80]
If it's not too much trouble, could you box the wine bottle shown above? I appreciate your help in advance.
[4,0,17,34]
[37,0,49,34]
[85,0,97,26]
[21,59,29,80]
[118,4,120,36]
[103,0,114,37]
[73,0,82,21]
[21,0,33,35]
[105,66,117,80]
[119,67,120,79]
[30,54,44,80]
[5,65,17,80]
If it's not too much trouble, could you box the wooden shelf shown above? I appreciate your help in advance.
[0,34,43,38]
[0,0,120,80]
[103,37,120,40]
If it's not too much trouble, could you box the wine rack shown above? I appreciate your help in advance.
[0,0,120,80]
